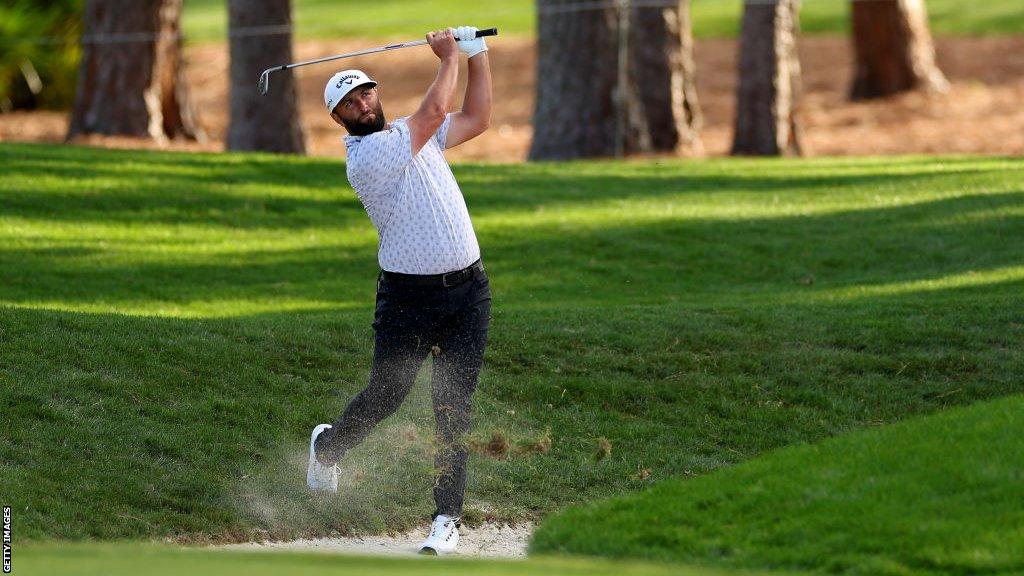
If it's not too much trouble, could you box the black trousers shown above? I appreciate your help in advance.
[315,262,491,518]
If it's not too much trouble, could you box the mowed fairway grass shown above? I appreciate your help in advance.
[534,394,1024,575]
[1,143,1022,549]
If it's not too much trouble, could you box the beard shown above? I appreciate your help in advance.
[343,102,386,136]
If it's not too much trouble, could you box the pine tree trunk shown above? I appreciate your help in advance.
[68,0,203,141]
[731,0,803,157]
[155,0,204,140]
[631,0,703,154]
[227,0,305,154]
[849,0,949,99]
[529,0,701,160]
[529,2,619,160]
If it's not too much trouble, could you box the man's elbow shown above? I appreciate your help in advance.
[426,103,448,123]
[415,103,448,129]
[472,113,491,137]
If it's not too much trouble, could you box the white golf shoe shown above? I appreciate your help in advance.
[306,424,338,493]
[419,514,460,555]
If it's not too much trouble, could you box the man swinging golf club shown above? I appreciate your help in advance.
[306,26,491,556]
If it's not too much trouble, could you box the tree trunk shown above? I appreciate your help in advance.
[849,0,949,99]
[68,0,203,141]
[529,2,619,160]
[631,1,703,155]
[731,0,803,157]
[156,0,203,140]
[228,0,305,154]
[529,0,701,160]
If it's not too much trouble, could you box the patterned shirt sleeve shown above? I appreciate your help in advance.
[434,113,454,151]
[347,120,414,198]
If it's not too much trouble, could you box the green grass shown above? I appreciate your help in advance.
[181,0,1024,42]
[532,394,1024,575]
[182,0,534,43]
[15,542,798,576]
[1,143,1022,547]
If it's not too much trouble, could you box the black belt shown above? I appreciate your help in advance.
[381,259,484,288]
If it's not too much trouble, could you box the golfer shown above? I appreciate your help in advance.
[306,26,492,555]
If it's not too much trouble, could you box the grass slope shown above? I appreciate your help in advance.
[532,394,1024,576]
[15,542,797,576]
[1,143,1022,542]
[182,0,1024,42]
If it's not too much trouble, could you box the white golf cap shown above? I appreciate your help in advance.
[324,69,377,113]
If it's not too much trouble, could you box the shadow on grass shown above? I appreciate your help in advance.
[1,188,1020,310]
[2,276,1022,539]
[2,145,1022,540]
[5,143,1019,229]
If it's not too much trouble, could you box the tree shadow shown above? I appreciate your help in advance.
[5,144,1024,541]
[1,182,1021,312]
[478,189,1024,306]
[2,153,365,231]
[2,268,1022,539]
[7,142,1017,231]
[454,161,1007,213]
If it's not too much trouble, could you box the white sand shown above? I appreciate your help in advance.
[218,522,534,558]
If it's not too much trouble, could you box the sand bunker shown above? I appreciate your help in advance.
[218,521,534,558]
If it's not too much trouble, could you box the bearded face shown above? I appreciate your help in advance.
[332,85,387,136]
[342,100,386,136]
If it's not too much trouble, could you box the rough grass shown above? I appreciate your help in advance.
[181,0,1024,42]
[532,394,1024,576]
[1,143,1022,543]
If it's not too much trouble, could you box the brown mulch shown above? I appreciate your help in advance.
[2,35,1022,160]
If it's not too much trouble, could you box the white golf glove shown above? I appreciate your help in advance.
[455,26,487,59]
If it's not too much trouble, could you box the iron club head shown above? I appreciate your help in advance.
[258,69,271,95]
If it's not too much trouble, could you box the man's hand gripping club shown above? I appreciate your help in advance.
[407,28,460,155]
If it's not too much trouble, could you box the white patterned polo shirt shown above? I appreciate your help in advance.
[344,114,481,275]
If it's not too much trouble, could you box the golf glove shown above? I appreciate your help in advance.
[455,26,487,59]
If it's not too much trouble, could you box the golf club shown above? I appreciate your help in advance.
[258,27,498,95]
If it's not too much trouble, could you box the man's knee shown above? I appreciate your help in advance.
[353,381,411,420]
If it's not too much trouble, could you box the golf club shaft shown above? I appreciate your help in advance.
[269,28,497,76]
[279,40,428,72]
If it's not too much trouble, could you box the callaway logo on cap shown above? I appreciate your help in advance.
[324,69,378,113]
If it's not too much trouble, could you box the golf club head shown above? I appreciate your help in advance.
[258,70,271,95]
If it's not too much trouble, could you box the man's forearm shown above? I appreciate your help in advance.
[461,53,492,126]
[419,56,460,118]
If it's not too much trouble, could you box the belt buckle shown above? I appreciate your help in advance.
[442,271,459,287]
